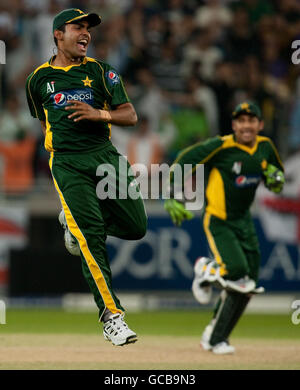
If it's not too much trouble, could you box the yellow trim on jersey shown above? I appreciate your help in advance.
[33,61,52,74]
[120,76,130,101]
[173,140,211,166]
[27,73,39,118]
[103,101,112,139]
[171,137,223,180]
[49,153,123,316]
[85,57,112,97]
[30,57,116,103]
[222,134,283,169]
[220,133,258,154]
[29,57,115,145]
[43,108,55,152]
[264,137,284,170]
[48,56,88,72]
[183,145,224,178]
[222,134,279,156]
[205,167,227,220]
[27,62,50,119]
[203,213,227,276]
[86,57,130,103]
[178,134,268,172]
[29,57,100,106]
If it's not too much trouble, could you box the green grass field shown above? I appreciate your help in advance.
[0,309,299,370]
[0,308,298,339]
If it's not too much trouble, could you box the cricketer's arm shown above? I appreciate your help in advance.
[64,101,137,127]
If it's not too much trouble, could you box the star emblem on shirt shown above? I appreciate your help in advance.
[81,76,93,87]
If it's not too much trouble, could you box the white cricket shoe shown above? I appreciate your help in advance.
[194,257,210,277]
[193,257,227,291]
[212,341,235,355]
[58,209,80,256]
[103,314,137,346]
[253,286,265,294]
[192,257,213,304]
[200,320,215,351]
[192,279,212,305]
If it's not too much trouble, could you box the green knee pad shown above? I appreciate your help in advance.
[209,290,251,346]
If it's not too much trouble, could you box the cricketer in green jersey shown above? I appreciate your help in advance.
[165,101,285,354]
[25,8,147,346]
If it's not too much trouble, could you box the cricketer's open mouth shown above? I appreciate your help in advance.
[77,39,88,51]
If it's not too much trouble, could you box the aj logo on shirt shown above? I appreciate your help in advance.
[47,81,55,93]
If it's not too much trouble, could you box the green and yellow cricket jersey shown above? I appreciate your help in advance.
[26,56,130,152]
[172,134,283,220]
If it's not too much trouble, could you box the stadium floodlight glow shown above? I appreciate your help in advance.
[0,41,6,64]
[0,300,6,324]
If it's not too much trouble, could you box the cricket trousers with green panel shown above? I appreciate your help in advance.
[203,211,261,283]
[49,141,147,321]
[203,210,261,346]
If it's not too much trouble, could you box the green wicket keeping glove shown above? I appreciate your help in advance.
[164,199,194,226]
[263,164,285,194]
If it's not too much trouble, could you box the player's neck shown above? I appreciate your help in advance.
[234,134,257,148]
[237,138,257,148]
[52,50,84,67]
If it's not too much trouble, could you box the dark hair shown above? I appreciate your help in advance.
[54,24,66,46]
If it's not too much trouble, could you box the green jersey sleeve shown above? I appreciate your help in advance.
[101,64,130,107]
[265,138,284,171]
[170,136,223,186]
[25,72,45,121]
[173,136,223,169]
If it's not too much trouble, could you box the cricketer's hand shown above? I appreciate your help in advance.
[164,199,194,226]
[65,100,103,122]
[263,164,285,193]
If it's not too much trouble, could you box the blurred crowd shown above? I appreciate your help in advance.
[0,0,300,197]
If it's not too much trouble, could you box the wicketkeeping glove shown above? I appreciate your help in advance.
[164,199,194,226]
[262,164,285,193]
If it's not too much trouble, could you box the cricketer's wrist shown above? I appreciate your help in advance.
[98,109,112,122]
[164,198,194,226]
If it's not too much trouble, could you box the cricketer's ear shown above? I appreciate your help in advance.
[53,29,64,43]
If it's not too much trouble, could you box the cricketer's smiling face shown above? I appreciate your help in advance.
[232,114,264,147]
[56,20,91,59]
